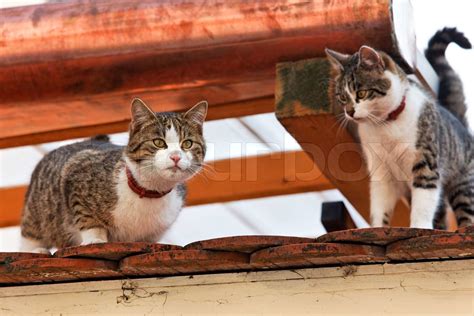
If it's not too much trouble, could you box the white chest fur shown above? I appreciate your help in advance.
[110,169,183,242]
[358,87,426,191]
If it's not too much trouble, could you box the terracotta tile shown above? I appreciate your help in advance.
[316,227,447,246]
[185,235,315,253]
[0,252,53,285]
[251,243,386,269]
[7,258,121,284]
[456,225,474,234]
[121,249,250,276]
[55,242,181,261]
[0,252,51,284]
[0,265,49,285]
[0,265,16,284]
[387,233,474,261]
[0,252,51,264]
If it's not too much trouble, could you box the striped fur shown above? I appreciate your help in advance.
[425,27,472,127]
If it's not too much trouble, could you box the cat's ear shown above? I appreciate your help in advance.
[325,48,349,72]
[358,46,384,69]
[184,101,208,127]
[131,98,156,129]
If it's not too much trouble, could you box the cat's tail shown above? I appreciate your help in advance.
[425,27,471,127]
[90,134,110,142]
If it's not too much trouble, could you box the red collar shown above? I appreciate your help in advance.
[387,95,406,121]
[126,167,172,199]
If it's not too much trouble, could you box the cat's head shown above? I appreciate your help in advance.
[325,46,408,123]
[126,98,207,184]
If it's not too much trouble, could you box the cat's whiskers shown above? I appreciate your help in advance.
[136,161,157,175]
[368,110,400,136]
[338,115,351,138]
[198,162,217,173]
[331,112,346,129]
[367,113,389,130]
[189,163,217,181]
[190,169,211,182]
[332,112,351,139]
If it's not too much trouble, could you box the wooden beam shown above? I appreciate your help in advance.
[0,186,26,228]
[0,0,426,148]
[187,150,332,205]
[0,151,333,227]
[275,58,411,227]
[0,96,275,149]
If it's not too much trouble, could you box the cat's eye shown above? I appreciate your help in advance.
[357,90,368,99]
[153,138,167,149]
[337,94,347,104]
[181,140,193,149]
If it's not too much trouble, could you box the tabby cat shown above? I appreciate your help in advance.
[20,99,207,253]
[325,28,473,229]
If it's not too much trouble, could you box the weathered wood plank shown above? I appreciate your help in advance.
[0,185,26,227]
[0,260,472,314]
[0,96,275,149]
[0,151,333,227]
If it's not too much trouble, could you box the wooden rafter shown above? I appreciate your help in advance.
[0,0,430,148]
[0,151,333,227]
[0,96,275,149]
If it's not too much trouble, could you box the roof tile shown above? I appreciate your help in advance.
[0,252,51,264]
[6,258,121,284]
[316,227,447,245]
[251,243,386,269]
[55,242,181,261]
[1,227,472,286]
[456,225,474,234]
[120,250,250,276]
[0,265,17,284]
[387,233,474,261]
[185,235,315,253]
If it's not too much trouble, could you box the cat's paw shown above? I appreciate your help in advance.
[79,228,108,246]
[80,238,107,246]
[30,247,51,254]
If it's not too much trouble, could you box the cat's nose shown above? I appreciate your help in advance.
[169,154,181,165]
[346,108,355,117]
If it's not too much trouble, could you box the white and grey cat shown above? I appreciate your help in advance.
[20,99,207,253]
[326,28,473,229]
